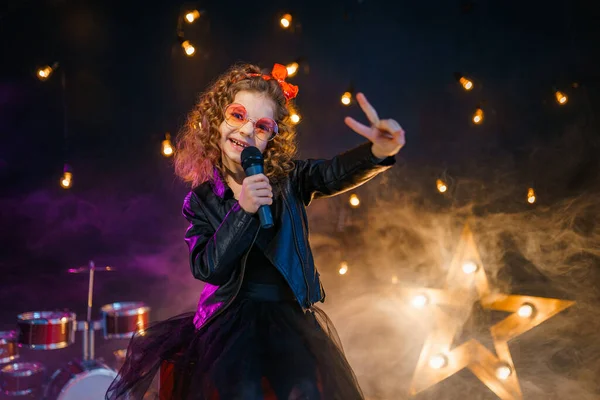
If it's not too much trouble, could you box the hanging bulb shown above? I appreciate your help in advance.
[428,354,448,369]
[341,91,352,106]
[290,113,301,124]
[527,188,536,204]
[60,164,73,189]
[495,363,513,380]
[37,65,54,81]
[338,261,349,275]
[286,62,299,77]
[472,107,484,124]
[461,261,478,274]
[280,13,292,28]
[162,133,174,157]
[184,10,201,23]
[459,76,473,91]
[517,303,535,319]
[349,193,360,207]
[436,179,447,193]
[555,90,568,105]
[181,40,196,56]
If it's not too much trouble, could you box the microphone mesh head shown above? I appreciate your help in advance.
[241,146,263,170]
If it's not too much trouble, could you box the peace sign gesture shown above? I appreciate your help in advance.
[344,92,406,159]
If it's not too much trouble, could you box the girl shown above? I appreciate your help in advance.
[107,63,405,400]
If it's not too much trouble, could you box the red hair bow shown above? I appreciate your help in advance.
[249,63,299,101]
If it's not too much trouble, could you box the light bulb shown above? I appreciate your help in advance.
[527,188,536,204]
[181,40,195,56]
[341,91,352,105]
[290,113,301,124]
[436,179,447,193]
[338,261,348,275]
[349,194,360,207]
[185,10,201,23]
[517,303,535,319]
[411,294,429,309]
[555,91,567,105]
[286,62,299,77]
[496,363,512,380]
[162,133,174,157]
[459,76,473,90]
[60,172,73,189]
[280,14,292,28]
[428,354,448,369]
[461,261,478,274]
[37,66,53,81]
[472,107,484,124]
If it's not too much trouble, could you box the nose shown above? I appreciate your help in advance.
[238,120,255,137]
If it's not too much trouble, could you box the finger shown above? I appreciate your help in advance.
[248,182,271,191]
[256,197,273,206]
[344,117,374,140]
[356,93,380,125]
[376,119,404,140]
[252,188,273,197]
[245,174,269,183]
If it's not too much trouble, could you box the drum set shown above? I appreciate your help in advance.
[0,261,151,399]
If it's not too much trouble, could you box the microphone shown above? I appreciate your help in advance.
[241,146,274,229]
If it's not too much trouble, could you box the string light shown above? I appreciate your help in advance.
[459,76,473,91]
[60,164,73,189]
[349,193,360,207]
[290,113,301,124]
[555,90,568,105]
[338,261,349,275]
[527,187,536,204]
[181,40,196,56]
[280,13,292,28]
[184,10,201,23]
[36,62,59,81]
[286,62,299,77]
[472,107,484,124]
[162,133,174,157]
[436,179,447,193]
[341,91,352,106]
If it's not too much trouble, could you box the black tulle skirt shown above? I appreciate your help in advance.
[106,283,364,399]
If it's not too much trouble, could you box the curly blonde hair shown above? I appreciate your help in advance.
[174,63,298,188]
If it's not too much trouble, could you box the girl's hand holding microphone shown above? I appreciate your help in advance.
[238,174,273,214]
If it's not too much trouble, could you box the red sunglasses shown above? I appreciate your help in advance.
[223,103,279,141]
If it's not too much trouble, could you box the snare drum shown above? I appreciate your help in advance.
[101,302,150,339]
[44,359,117,400]
[17,311,76,350]
[0,361,46,397]
[0,331,19,364]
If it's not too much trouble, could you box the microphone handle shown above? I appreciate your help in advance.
[244,164,273,229]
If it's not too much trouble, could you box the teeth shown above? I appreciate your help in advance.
[231,139,247,148]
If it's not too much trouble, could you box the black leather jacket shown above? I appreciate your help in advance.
[182,142,395,330]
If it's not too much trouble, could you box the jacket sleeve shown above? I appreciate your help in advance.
[291,141,396,206]
[182,191,260,285]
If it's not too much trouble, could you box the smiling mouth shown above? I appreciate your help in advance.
[229,138,250,149]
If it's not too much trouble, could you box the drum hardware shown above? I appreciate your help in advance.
[0,361,46,397]
[0,331,19,365]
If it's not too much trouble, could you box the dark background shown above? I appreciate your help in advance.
[1,1,599,399]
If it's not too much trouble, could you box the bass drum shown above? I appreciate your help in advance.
[44,359,117,400]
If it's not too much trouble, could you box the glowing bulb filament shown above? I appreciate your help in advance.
[60,172,73,189]
[338,261,348,275]
[349,194,360,207]
[290,113,301,124]
[37,66,54,81]
[162,133,174,157]
[436,179,447,193]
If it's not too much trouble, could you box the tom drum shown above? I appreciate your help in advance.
[101,302,150,339]
[17,311,76,350]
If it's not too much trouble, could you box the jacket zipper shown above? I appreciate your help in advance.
[199,220,261,329]
[281,185,311,308]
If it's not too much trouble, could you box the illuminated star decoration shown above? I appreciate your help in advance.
[406,224,575,399]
